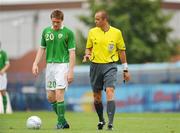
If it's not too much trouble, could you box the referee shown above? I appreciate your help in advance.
[83,10,130,130]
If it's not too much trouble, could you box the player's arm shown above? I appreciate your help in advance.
[68,49,75,84]
[117,30,130,82]
[83,48,92,62]
[32,47,45,76]
[119,50,130,82]
[0,63,10,75]
[0,52,10,75]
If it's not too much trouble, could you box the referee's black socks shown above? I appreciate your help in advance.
[94,101,104,122]
[107,100,115,125]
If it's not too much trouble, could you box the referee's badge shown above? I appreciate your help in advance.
[108,43,114,52]
[58,33,63,39]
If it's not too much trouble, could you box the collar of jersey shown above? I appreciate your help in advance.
[98,26,111,32]
[51,25,64,30]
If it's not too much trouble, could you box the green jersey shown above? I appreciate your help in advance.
[0,50,9,70]
[41,26,75,63]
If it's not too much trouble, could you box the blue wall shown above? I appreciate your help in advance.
[7,62,180,112]
[65,84,180,112]
[8,84,180,112]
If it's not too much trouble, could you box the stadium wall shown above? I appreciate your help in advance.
[7,62,180,112]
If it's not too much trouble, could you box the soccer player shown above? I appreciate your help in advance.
[0,41,10,114]
[83,10,130,130]
[32,9,75,129]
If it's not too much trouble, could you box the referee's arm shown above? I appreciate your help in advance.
[119,50,130,82]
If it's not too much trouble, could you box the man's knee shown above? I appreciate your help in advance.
[106,87,114,101]
[0,90,6,96]
[47,93,56,102]
[55,89,65,102]
[47,96,56,102]
[93,91,102,102]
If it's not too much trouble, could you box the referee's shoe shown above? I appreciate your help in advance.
[107,124,113,130]
[97,121,105,130]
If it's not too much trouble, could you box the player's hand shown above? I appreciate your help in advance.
[0,71,4,75]
[123,71,130,83]
[32,63,39,77]
[67,70,74,84]
[82,54,91,62]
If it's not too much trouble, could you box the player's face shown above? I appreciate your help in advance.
[51,18,62,30]
[95,13,104,28]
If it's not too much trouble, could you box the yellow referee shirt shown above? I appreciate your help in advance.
[86,26,126,63]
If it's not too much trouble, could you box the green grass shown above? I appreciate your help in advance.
[0,111,180,133]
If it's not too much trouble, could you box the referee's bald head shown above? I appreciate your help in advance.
[96,10,109,21]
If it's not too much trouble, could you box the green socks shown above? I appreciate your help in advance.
[51,101,66,124]
[2,95,7,114]
[51,102,57,115]
[57,101,66,124]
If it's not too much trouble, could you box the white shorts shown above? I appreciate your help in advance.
[0,73,7,91]
[46,63,69,90]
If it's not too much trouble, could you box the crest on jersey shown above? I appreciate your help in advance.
[108,43,114,52]
[58,33,63,39]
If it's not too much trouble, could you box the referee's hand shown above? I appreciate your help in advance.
[123,71,130,82]
[82,54,91,62]
[0,71,4,75]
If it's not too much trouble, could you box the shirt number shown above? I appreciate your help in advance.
[45,33,54,41]
[48,81,56,88]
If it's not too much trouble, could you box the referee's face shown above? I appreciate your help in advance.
[95,12,104,28]
[51,18,62,30]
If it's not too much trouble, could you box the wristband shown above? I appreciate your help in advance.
[122,63,128,70]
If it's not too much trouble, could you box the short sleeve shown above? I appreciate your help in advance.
[4,51,9,64]
[68,30,76,50]
[117,31,126,50]
[41,29,46,48]
[86,31,93,49]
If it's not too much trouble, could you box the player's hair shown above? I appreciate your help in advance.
[96,10,109,21]
[50,9,64,20]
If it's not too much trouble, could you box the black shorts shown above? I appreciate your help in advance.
[90,62,117,92]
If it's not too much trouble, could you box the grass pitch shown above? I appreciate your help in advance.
[0,111,180,133]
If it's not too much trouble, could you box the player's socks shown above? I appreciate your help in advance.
[107,100,115,125]
[94,101,104,122]
[57,101,66,124]
[2,95,7,114]
[51,101,57,115]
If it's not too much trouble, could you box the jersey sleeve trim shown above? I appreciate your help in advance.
[5,61,10,64]
[40,46,46,48]
[118,45,126,50]
[68,48,75,51]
